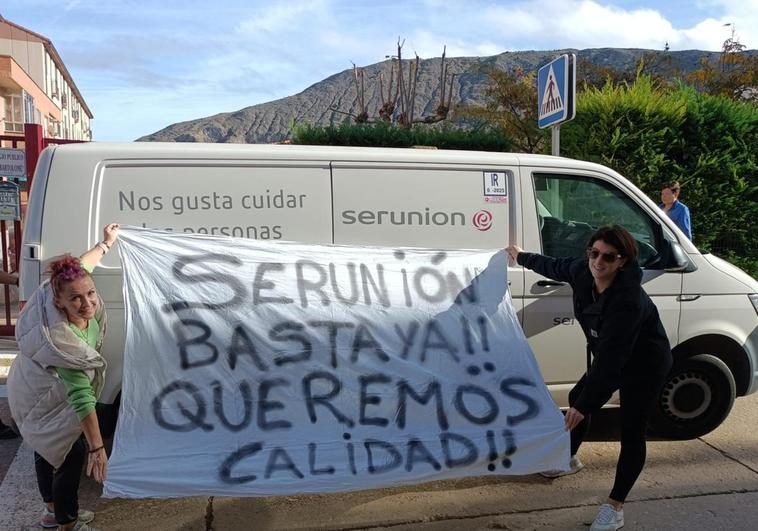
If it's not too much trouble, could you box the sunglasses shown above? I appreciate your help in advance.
[586,247,623,263]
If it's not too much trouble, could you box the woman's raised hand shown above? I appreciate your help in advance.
[506,244,524,262]
[102,223,120,248]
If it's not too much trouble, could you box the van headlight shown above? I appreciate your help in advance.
[751,294,758,316]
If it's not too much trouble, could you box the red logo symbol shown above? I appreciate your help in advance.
[472,210,493,231]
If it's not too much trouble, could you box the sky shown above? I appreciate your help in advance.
[2,0,756,141]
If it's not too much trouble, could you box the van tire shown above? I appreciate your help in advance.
[648,354,736,440]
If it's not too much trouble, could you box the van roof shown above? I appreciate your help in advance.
[50,142,608,172]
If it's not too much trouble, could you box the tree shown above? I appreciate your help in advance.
[456,67,547,153]
[687,29,758,102]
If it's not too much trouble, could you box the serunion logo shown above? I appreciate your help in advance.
[472,210,493,231]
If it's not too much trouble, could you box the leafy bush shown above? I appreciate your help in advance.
[292,121,513,152]
[562,77,758,277]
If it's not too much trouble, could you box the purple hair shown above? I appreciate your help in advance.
[48,255,90,295]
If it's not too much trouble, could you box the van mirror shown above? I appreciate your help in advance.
[664,239,695,272]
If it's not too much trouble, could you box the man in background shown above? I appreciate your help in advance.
[660,181,692,240]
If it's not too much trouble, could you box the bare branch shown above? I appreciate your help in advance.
[396,41,405,116]
[438,46,447,110]
[350,62,370,123]
[330,104,358,119]
[409,55,420,124]
[387,60,397,103]
[352,64,360,108]
[446,72,456,109]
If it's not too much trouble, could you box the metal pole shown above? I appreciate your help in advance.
[551,124,560,156]
[24,123,44,193]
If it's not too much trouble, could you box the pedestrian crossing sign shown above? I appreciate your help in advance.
[537,54,576,129]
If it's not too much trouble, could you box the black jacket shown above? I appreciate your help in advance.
[517,252,672,414]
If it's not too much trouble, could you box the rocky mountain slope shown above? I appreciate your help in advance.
[138,48,724,144]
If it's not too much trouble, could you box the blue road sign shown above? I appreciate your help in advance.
[537,54,575,129]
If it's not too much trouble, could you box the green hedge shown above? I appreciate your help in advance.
[562,77,758,277]
[292,121,513,152]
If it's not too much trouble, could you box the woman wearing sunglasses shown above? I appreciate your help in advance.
[506,225,672,531]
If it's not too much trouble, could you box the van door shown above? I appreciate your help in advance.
[519,168,681,406]
[330,163,523,314]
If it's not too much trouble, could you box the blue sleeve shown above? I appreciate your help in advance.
[682,205,692,240]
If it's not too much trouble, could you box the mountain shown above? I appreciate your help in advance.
[137,48,728,144]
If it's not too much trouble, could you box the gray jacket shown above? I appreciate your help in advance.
[8,280,106,467]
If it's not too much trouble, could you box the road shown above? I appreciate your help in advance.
[2,387,757,530]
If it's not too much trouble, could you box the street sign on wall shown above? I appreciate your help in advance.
[537,54,576,129]
[0,148,26,179]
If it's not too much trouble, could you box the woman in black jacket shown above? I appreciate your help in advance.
[507,225,672,531]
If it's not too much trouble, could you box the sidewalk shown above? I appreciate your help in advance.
[0,393,753,530]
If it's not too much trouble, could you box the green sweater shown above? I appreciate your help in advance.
[55,261,100,421]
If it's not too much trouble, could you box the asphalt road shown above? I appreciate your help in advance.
[2,389,757,530]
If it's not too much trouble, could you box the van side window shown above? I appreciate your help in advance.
[533,173,661,266]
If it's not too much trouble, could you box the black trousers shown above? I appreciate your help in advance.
[568,367,667,503]
[34,437,86,525]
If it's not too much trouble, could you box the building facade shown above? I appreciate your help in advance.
[0,15,92,141]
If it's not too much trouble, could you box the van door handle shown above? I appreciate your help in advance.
[536,280,566,287]
[25,244,41,260]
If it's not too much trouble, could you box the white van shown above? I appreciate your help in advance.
[20,142,758,439]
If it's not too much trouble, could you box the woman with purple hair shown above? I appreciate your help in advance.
[8,223,119,531]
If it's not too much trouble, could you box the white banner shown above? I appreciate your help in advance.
[105,228,568,498]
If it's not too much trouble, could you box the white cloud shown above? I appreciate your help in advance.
[236,1,329,36]
[678,19,734,50]
[482,1,674,50]
[561,2,674,48]
[715,0,758,49]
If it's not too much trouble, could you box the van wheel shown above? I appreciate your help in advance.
[648,354,736,440]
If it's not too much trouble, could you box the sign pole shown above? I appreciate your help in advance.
[551,124,560,157]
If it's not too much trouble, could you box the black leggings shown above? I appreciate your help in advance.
[35,437,86,525]
[569,370,664,503]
